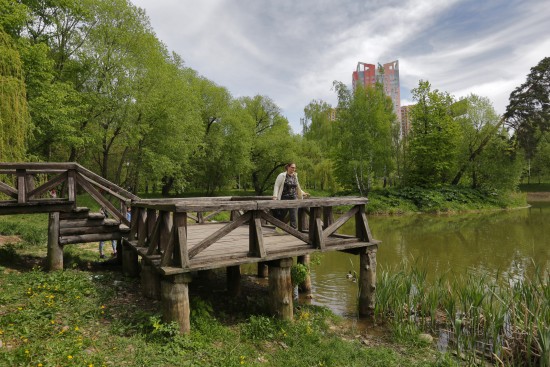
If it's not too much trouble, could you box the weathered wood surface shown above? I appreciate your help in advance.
[126,222,378,275]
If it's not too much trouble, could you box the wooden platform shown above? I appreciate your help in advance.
[130,222,379,274]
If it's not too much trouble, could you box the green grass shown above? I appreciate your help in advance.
[0,219,457,367]
[366,186,527,215]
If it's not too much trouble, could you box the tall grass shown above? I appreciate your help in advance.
[375,263,549,366]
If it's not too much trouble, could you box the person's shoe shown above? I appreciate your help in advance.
[111,252,117,257]
[99,254,106,259]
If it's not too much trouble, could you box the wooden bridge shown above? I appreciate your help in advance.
[0,163,379,334]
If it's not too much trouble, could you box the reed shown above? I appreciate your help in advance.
[375,263,549,366]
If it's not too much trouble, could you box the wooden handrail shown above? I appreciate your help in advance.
[130,198,372,269]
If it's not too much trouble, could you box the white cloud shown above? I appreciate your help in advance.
[131,0,550,131]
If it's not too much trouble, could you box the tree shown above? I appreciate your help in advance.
[332,81,395,195]
[191,80,254,194]
[505,57,550,159]
[452,94,505,187]
[406,81,460,186]
[240,95,295,194]
[0,28,30,161]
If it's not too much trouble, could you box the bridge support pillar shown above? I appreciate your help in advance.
[47,212,63,271]
[268,257,293,320]
[161,273,192,334]
[227,265,241,296]
[257,262,268,278]
[141,261,161,300]
[122,241,139,277]
[358,245,377,316]
[297,255,312,298]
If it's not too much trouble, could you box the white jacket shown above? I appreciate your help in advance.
[273,172,305,200]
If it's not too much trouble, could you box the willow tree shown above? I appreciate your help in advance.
[0,29,29,161]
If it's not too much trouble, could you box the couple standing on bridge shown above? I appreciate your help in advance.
[272,162,309,229]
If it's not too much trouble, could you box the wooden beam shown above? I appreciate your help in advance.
[188,212,251,258]
[0,181,18,199]
[75,173,128,225]
[146,215,163,256]
[27,172,67,199]
[322,206,359,239]
[249,211,266,258]
[76,164,138,200]
[77,172,131,203]
[260,211,310,244]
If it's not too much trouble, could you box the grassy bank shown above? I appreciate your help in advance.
[365,187,527,215]
[0,215,455,367]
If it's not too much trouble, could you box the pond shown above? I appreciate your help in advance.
[306,201,550,318]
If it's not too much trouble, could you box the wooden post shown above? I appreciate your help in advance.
[322,206,334,229]
[309,207,324,249]
[258,262,269,278]
[67,170,76,204]
[355,205,372,242]
[141,261,161,300]
[137,208,148,247]
[161,273,192,334]
[227,265,241,296]
[16,169,26,203]
[146,208,157,240]
[297,255,312,297]
[159,211,172,253]
[298,208,309,232]
[47,212,63,271]
[268,257,294,320]
[359,245,377,316]
[122,241,140,277]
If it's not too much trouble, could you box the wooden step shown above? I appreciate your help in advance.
[59,207,90,219]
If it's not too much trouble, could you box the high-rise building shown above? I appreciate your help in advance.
[352,60,402,135]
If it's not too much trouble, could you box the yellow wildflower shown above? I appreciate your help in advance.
[67,355,73,360]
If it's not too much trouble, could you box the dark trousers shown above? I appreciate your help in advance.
[275,196,297,228]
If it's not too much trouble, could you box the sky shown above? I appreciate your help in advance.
[131,0,550,134]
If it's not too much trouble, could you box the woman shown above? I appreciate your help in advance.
[272,163,309,228]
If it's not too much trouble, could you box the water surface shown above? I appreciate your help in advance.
[307,202,550,317]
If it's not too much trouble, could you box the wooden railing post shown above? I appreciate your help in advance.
[67,169,76,204]
[159,210,172,253]
[173,212,189,268]
[355,204,372,242]
[309,207,324,249]
[137,208,147,247]
[322,206,334,229]
[16,169,26,203]
[298,207,308,231]
[248,210,266,258]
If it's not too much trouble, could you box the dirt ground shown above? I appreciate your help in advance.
[0,235,21,246]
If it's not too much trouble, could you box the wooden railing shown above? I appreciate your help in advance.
[129,197,373,274]
[0,162,137,224]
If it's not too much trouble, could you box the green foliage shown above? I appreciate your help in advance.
[0,28,29,161]
[405,81,460,186]
[332,81,396,195]
[505,57,550,159]
[290,263,309,286]
[366,186,526,214]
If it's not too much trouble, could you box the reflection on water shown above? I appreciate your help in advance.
[307,202,550,317]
